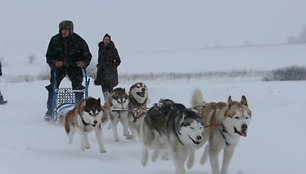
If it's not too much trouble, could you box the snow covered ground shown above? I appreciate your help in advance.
[0,61,306,174]
[1,0,306,173]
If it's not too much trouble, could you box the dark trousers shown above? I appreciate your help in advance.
[46,67,84,112]
[101,84,113,92]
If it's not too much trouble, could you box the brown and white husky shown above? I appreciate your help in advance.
[191,88,252,174]
[127,82,149,140]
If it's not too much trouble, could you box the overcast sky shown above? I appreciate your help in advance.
[1,0,306,63]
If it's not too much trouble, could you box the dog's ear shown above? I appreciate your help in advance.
[240,95,248,106]
[97,98,101,104]
[82,99,86,107]
[123,88,126,93]
[227,96,233,105]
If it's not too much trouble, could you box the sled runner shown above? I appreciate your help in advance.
[0,100,7,105]
[49,69,90,122]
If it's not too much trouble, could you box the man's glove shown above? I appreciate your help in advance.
[54,61,64,68]
[76,61,86,68]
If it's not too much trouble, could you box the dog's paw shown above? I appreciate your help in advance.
[200,148,208,165]
[161,152,169,160]
[187,158,194,169]
[84,143,90,149]
[151,151,159,162]
[141,149,149,166]
[187,151,195,169]
[81,144,90,150]
[68,139,73,145]
[68,136,73,144]
[141,158,148,167]
[125,134,133,140]
[199,155,207,165]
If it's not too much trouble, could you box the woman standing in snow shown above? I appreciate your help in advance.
[94,33,121,102]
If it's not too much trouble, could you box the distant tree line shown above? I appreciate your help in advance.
[287,25,306,44]
[263,65,306,81]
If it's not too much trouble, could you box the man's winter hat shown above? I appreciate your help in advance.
[103,33,111,40]
[59,20,74,33]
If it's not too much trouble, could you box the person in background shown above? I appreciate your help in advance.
[94,33,121,102]
[45,20,92,119]
[0,61,7,105]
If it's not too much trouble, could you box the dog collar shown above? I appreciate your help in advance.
[78,115,90,126]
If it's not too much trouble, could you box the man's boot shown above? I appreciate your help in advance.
[0,94,7,105]
[45,85,54,120]
[75,85,85,103]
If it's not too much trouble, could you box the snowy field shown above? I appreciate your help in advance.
[1,0,306,173]
[0,44,306,174]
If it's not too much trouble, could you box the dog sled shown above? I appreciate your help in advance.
[48,69,90,122]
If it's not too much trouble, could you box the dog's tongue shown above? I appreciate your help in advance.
[138,92,144,97]
[235,127,247,137]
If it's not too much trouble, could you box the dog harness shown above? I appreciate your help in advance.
[81,117,90,126]
[220,125,229,146]
[132,107,147,122]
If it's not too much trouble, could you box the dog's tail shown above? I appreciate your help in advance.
[191,88,206,112]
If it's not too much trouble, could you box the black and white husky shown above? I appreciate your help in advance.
[108,87,131,141]
[139,99,206,174]
[59,97,109,153]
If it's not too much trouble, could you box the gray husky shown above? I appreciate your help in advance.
[140,99,206,174]
[108,87,131,141]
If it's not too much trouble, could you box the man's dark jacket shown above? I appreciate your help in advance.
[46,33,92,68]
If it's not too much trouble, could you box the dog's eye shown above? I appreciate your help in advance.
[234,116,240,119]
[245,116,249,119]
[190,127,194,129]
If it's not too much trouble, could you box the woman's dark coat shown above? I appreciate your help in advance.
[94,41,121,88]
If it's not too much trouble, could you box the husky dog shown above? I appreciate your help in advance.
[127,82,148,140]
[108,87,131,141]
[191,89,252,174]
[140,99,206,174]
[59,97,109,153]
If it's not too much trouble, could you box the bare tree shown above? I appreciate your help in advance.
[28,54,35,65]
[298,25,306,43]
